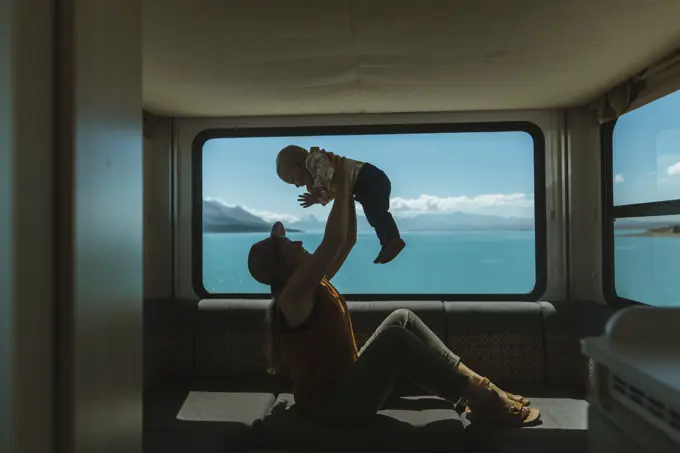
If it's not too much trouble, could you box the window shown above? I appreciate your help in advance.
[193,123,546,300]
[603,89,680,307]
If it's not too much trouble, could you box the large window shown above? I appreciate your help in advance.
[603,89,680,307]
[193,123,546,300]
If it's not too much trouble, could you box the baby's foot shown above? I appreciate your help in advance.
[375,237,406,264]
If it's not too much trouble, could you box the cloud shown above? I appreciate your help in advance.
[206,192,534,222]
[245,208,300,223]
[389,193,533,216]
[668,162,680,176]
[614,174,625,183]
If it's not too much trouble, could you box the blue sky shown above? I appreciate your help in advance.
[202,90,680,224]
[613,89,680,206]
[203,131,536,222]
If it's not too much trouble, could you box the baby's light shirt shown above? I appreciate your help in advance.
[305,148,363,205]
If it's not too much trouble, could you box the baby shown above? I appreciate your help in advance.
[276,145,405,264]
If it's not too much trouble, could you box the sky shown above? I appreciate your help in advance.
[202,90,680,224]
[613,89,680,207]
[203,131,536,222]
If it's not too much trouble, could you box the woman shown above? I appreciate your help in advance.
[247,157,540,427]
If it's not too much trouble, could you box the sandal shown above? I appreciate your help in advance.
[463,379,540,427]
[479,377,531,406]
[466,399,541,427]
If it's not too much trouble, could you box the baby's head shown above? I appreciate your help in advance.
[276,145,309,188]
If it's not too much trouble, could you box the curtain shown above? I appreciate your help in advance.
[592,49,680,124]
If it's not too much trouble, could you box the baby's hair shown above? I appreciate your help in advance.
[276,145,308,183]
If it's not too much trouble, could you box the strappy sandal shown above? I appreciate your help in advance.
[479,377,531,406]
[466,400,541,427]
[463,380,540,427]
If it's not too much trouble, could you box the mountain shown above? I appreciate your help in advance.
[289,214,325,231]
[395,212,534,231]
[275,205,533,232]
[287,214,373,231]
[203,200,535,233]
[203,199,301,233]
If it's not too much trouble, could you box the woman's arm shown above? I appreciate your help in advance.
[325,199,357,281]
[279,158,350,326]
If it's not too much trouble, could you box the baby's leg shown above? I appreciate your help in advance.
[367,193,405,264]
[360,206,386,247]
[356,194,401,263]
[353,164,404,263]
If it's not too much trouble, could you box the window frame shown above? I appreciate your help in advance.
[601,118,680,308]
[192,121,547,301]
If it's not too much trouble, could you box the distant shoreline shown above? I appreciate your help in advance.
[203,225,303,233]
[203,228,534,234]
[619,225,680,238]
[621,232,680,238]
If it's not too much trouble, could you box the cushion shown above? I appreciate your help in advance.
[195,299,272,378]
[144,380,277,452]
[539,300,614,391]
[444,302,545,388]
[464,397,589,453]
[255,393,466,452]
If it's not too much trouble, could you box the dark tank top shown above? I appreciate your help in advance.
[279,278,359,414]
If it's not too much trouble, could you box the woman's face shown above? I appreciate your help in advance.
[272,222,310,273]
[275,235,310,271]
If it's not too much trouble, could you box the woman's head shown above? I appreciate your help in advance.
[276,145,310,188]
[247,221,310,291]
[248,221,308,376]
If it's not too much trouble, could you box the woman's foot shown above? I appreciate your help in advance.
[480,377,530,406]
[464,377,540,427]
[374,237,406,264]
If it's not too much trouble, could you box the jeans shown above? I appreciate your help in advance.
[352,163,400,247]
[311,309,468,424]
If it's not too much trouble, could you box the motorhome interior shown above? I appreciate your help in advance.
[2,1,680,452]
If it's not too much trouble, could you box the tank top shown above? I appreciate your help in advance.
[279,277,359,414]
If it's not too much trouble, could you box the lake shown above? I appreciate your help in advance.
[202,230,679,307]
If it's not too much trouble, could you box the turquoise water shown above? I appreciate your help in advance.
[614,231,680,307]
[203,230,680,306]
[203,230,536,295]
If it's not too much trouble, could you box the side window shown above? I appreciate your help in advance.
[194,124,546,300]
[605,89,680,307]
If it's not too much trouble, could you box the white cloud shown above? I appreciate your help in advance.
[389,193,533,215]
[245,208,300,223]
[614,174,625,183]
[668,162,680,176]
[206,193,534,223]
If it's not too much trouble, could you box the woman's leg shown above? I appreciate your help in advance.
[312,309,537,425]
[363,309,529,404]
[313,323,469,424]
[360,308,460,368]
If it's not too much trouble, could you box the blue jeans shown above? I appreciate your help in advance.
[312,309,467,424]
